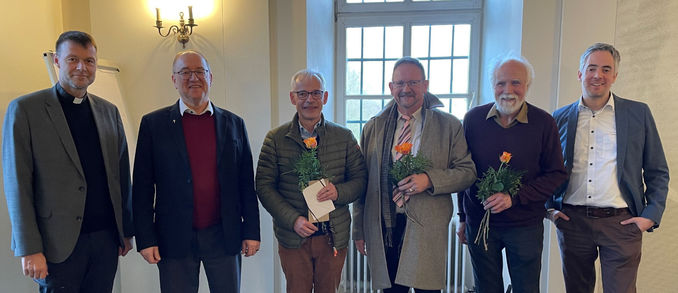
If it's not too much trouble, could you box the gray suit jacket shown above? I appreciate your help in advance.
[550,94,670,229]
[2,85,133,263]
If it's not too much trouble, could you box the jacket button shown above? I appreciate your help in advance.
[78,186,85,192]
[76,216,83,221]
[187,179,191,183]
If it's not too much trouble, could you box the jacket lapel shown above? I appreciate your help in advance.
[213,105,227,166]
[565,102,579,173]
[613,95,628,182]
[89,95,122,209]
[89,95,112,175]
[169,102,191,168]
[44,86,85,178]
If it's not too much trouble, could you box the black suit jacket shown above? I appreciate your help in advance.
[132,101,260,257]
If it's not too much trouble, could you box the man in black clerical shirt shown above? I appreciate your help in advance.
[3,31,133,292]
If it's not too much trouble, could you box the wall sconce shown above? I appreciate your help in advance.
[154,6,197,48]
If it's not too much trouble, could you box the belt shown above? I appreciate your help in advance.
[310,221,330,236]
[563,204,629,219]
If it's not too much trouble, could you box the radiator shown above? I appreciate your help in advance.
[341,194,473,293]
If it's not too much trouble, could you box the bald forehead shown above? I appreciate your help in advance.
[294,74,323,89]
[173,52,209,71]
[496,60,528,80]
[392,63,425,80]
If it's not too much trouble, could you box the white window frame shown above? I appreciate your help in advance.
[338,0,482,13]
[336,2,482,292]
[335,4,482,128]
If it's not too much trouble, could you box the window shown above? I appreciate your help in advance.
[337,2,481,292]
[336,0,481,141]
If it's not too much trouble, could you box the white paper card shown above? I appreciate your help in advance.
[302,178,335,221]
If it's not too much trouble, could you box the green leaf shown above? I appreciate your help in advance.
[491,182,504,191]
[389,153,432,185]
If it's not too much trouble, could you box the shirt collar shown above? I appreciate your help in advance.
[486,101,529,124]
[398,106,422,121]
[578,92,615,112]
[298,117,324,139]
[179,99,214,116]
[297,114,325,139]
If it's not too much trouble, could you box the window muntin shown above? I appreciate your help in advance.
[338,17,479,141]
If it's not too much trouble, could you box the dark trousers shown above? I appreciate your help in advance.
[278,234,348,293]
[35,229,119,293]
[465,221,543,293]
[556,205,642,293]
[384,214,441,293]
[157,224,241,293]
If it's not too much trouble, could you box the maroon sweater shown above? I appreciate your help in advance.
[182,113,220,229]
[460,102,567,228]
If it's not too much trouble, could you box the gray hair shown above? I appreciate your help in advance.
[173,50,211,71]
[392,56,426,80]
[490,55,535,87]
[579,43,620,73]
[290,69,325,90]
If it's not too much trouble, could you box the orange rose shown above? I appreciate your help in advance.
[303,137,317,149]
[500,151,512,164]
[394,142,413,155]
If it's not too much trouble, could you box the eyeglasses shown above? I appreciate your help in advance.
[392,80,424,88]
[174,69,209,79]
[294,90,325,100]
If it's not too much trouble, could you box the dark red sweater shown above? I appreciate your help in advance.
[182,113,220,229]
[461,102,567,228]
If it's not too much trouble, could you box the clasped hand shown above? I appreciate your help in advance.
[396,173,432,195]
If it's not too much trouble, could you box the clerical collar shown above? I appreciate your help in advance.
[56,83,87,104]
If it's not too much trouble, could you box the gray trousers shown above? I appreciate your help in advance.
[556,205,642,293]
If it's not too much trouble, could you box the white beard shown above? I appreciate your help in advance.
[496,93,522,116]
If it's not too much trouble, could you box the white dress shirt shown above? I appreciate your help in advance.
[564,94,627,208]
[179,98,214,116]
[391,107,423,160]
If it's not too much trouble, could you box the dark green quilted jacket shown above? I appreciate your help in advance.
[256,114,367,249]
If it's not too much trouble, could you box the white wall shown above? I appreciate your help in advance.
[522,0,678,292]
[0,0,65,291]
[0,0,274,292]
[306,0,335,122]
[612,1,678,291]
[268,1,335,291]
[479,0,523,105]
[269,0,335,127]
[87,0,274,292]
[483,0,620,292]
[270,0,307,127]
[521,1,618,292]
[2,1,674,292]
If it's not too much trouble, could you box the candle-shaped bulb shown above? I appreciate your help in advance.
[155,8,160,22]
[188,6,193,19]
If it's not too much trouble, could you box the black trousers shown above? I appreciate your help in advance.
[35,229,119,293]
[157,224,241,293]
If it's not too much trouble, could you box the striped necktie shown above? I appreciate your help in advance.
[394,115,412,161]
[393,114,412,207]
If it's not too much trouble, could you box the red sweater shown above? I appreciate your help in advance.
[182,113,220,229]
